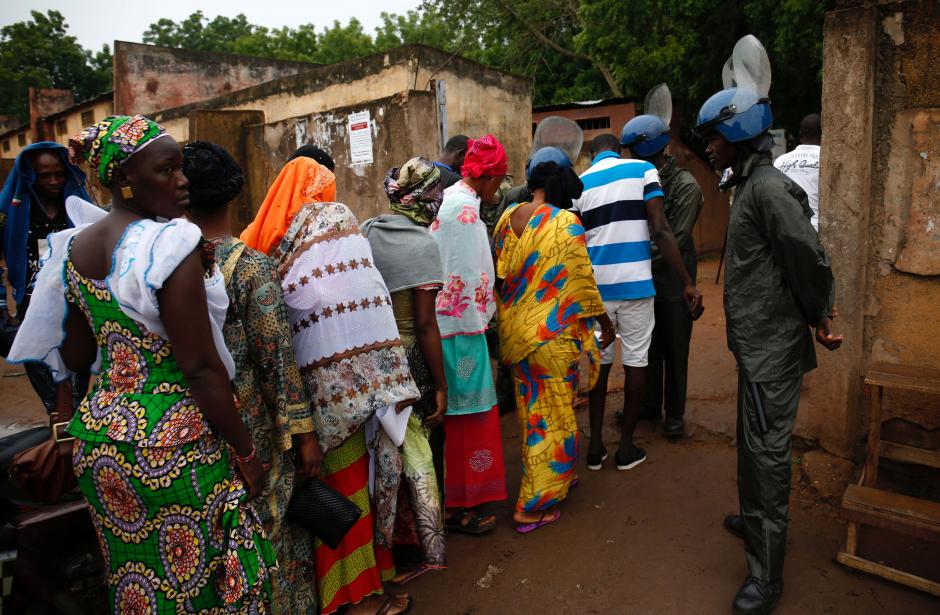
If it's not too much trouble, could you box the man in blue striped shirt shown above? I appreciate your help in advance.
[572,134,703,471]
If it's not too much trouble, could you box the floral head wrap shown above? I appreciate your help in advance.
[240,157,337,254]
[461,134,508,178]
[68,115,167,187]
[383,157,444,226]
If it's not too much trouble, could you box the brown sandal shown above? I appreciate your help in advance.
[376,592,412,615]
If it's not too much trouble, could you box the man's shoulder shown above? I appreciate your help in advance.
[581,158,656,193]
[584,156,653,174]
[667,165,701,189]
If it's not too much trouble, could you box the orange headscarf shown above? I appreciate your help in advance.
[240,157,337,254]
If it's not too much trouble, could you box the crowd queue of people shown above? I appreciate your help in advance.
[1,35,840,615]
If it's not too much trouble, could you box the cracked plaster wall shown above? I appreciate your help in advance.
[818,0,940,457]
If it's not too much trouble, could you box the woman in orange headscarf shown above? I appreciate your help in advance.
[242,158,416,615]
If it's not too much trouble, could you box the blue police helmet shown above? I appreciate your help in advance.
[621,114,670,157]
[525,146,572,179]
[695,87,772,142]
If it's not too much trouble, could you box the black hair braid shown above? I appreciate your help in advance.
[526,161,584,210]
[182,141,245,214]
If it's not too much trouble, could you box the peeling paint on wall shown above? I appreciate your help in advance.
[882,12,905,45]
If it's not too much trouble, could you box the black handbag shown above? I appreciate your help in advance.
[286,478,361,549]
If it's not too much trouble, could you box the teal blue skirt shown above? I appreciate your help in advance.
[441,333,498,415]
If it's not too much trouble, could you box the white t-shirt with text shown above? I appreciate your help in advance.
[774,144,819,231]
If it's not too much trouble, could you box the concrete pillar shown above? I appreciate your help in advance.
[815,5,878,458]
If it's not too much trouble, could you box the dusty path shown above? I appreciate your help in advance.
[402,258,938,614]
[404,417,938,614]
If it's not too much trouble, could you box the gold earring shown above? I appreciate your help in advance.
[121,185,134,200]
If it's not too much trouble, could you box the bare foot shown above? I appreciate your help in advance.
[345,592,410,615]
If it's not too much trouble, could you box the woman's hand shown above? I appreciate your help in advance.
[294,432,323,480]
[237,456,267,499]
[395,398,418,414]
[425,387,448,427]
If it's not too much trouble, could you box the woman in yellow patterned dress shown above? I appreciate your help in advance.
[9,116,277,612]
[494,160,615,533]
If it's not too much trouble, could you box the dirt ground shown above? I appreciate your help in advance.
[1,259,938,613]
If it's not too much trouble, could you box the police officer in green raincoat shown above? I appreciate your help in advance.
[696,36,843,614]
[621,84,704,436]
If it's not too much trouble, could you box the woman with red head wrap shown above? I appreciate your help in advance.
[427,135,509,536]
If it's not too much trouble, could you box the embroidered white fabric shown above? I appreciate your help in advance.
[281,231,403,363]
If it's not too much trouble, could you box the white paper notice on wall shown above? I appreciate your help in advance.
[348,111,373,165]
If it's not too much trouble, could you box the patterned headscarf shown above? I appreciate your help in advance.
[68,115,167,187]
[383,157,443,226]
[240,157,337,254]
[462,134,508,178]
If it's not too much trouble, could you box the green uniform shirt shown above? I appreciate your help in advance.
[723,150,834,383]
[652,156,704,302]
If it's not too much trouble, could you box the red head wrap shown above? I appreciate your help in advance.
[461,134,508,178]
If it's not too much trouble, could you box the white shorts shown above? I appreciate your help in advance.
[598,297,655,367]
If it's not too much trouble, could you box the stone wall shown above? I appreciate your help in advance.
[153,45,533,182]
[195,91,442,232]
[28,88,75,141]
[187,109,266,234]
[113,41,318,117]
[816,0,940,457]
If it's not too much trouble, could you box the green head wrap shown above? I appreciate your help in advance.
[68,115,167,187]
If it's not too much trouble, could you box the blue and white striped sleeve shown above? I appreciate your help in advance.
[643,162,664,201]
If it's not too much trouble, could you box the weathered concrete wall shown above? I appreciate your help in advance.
[153,45,533,182]
[113,41,319,117]
[188,110,266,234]
[431,64,531,184]
[816,0,940,457]
[46,95,114,149]
[240,90,441,231]
[29,88,75,141]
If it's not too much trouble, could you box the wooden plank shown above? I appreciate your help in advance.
[842,484,940,542]
[881,441,940,470]
[863,384,883,487]
[837,552,940,598]
[845,522,858,556]
[865,363,940,395]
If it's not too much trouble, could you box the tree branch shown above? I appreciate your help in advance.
[494,0,623,97]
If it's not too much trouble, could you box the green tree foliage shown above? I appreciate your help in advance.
[139,2,827,138]
[422,0,828,140]
[0,10,111,122]
[143,12,377,65]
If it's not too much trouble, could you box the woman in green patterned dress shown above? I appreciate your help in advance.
[9,116,277,613]
[183,141,322,615]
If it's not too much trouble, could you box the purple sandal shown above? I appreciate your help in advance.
[515,510,561,534]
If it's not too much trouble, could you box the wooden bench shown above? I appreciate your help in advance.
[837,363,940,597]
